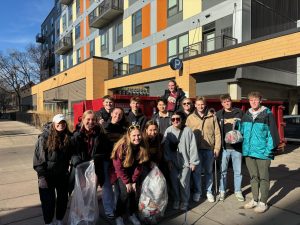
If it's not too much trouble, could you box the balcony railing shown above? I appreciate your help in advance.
[60,0,73,5]
[54,37,72,55]
[183,35,238,59]
[36,33,45,43]
[113,62,142,77]
[89,0,123,29]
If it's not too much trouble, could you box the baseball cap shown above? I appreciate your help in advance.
[52,114,66,124]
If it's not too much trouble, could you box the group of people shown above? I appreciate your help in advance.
[33,79,280,225]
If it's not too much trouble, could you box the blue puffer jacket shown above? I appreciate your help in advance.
[240,107,279,160]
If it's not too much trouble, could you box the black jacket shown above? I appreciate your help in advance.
[162,88,186,112]
[216,108,244,151]
[33,124,72,178]
[126,110,147,131]
[71,125,110,186]
[95,107,111,122]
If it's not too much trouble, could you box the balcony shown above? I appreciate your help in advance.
[54,37,72,55]
[60,0,73,5]
[89,0,123,29]
[113,62,142,77]
[36,33,45,43]
[183,35,238,59]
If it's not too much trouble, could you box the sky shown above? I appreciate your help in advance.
[0,0,53,53]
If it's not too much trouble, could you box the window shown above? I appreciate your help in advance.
[90,39,95,57]
[115,22,123,44]
[68,53,73,67]
[51,34,55,44]
[75,24,80,40]
[63,55,67,70]
[168,33,188,62]
[132,10,142,35]
[56,20,60,37]
[101,32,108,50]
[62,14,67,32]
[129,50,142,73]
[168,0,182,17]
[51,17,54,27]
[76,0,80,16]
[77,49,81,63]
[68,6,73,25]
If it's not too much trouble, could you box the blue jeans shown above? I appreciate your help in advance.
[102,160,115,215]
[192,149,214,195]
[219,149,242,193]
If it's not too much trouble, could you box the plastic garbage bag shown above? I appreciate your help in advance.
[138,165,168,224]
[68,161,99,225]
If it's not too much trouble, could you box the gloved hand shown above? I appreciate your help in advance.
[38,177,48,188]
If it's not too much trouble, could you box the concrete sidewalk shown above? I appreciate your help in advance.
[0,120,299,225]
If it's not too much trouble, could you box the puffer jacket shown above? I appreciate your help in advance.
[240,107,279,160]
[162,88,186,112]
[186,109,221,153]
[33,124,72,178]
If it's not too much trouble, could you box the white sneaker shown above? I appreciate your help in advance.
[206,193,215,202]
[235,191,245,202]
[244,199,258,209]
[115,217,125,225]
[219,191,225,201]
[193,193,201,202]
[129,213,141,225]
[254,202,268,213]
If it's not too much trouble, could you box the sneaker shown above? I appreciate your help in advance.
[180,203,188,211]
[235,191,245,202]
[193,193,201,202]
[115,217,125,225]
[254,202,268,213]
[219,191,225,201]
[173,201,180,210]
[244,199,258,209]
[206,193,215,202]
[129,213,141,225]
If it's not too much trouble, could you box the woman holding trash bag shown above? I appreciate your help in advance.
[111,125,149,225]
[70,110,113,217]
[164,112,199,211]
[33,114,72,225]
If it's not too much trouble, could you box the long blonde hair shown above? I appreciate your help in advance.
[111,127,149,167]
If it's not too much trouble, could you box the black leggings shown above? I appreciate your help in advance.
[115,178,138,217]
[39,176,69,224]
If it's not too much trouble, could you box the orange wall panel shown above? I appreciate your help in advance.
[142,47,150,69]
[157,41,167,65]
[86,16,90,37]
[157,0,167,32]
[80,47,84,61]
[80,0,84,14]
[86,42,90,58]
[142,4,151,38]
[80,21,84,40]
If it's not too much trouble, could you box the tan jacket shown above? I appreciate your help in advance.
[186,110,221,153]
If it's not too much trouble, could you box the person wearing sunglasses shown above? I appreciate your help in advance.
[186,96,221,203]
[178,97,194,124]
[163,112,199,211]
[111,125,149,225]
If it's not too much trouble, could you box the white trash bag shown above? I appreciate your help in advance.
[68,161,99,225]
[138,165,168,224]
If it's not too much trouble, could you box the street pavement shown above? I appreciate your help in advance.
[0,120,299,225]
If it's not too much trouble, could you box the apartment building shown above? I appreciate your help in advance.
[30,0,300,114]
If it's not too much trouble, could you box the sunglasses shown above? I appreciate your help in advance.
[183,102,191,105]
[128,124,141,132]
[171,117,181,122]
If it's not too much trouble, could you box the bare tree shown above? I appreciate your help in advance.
[0,44,41,111]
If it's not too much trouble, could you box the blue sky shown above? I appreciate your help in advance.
[0,0,53,53]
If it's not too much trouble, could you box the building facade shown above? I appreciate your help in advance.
[30,0,300,115]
